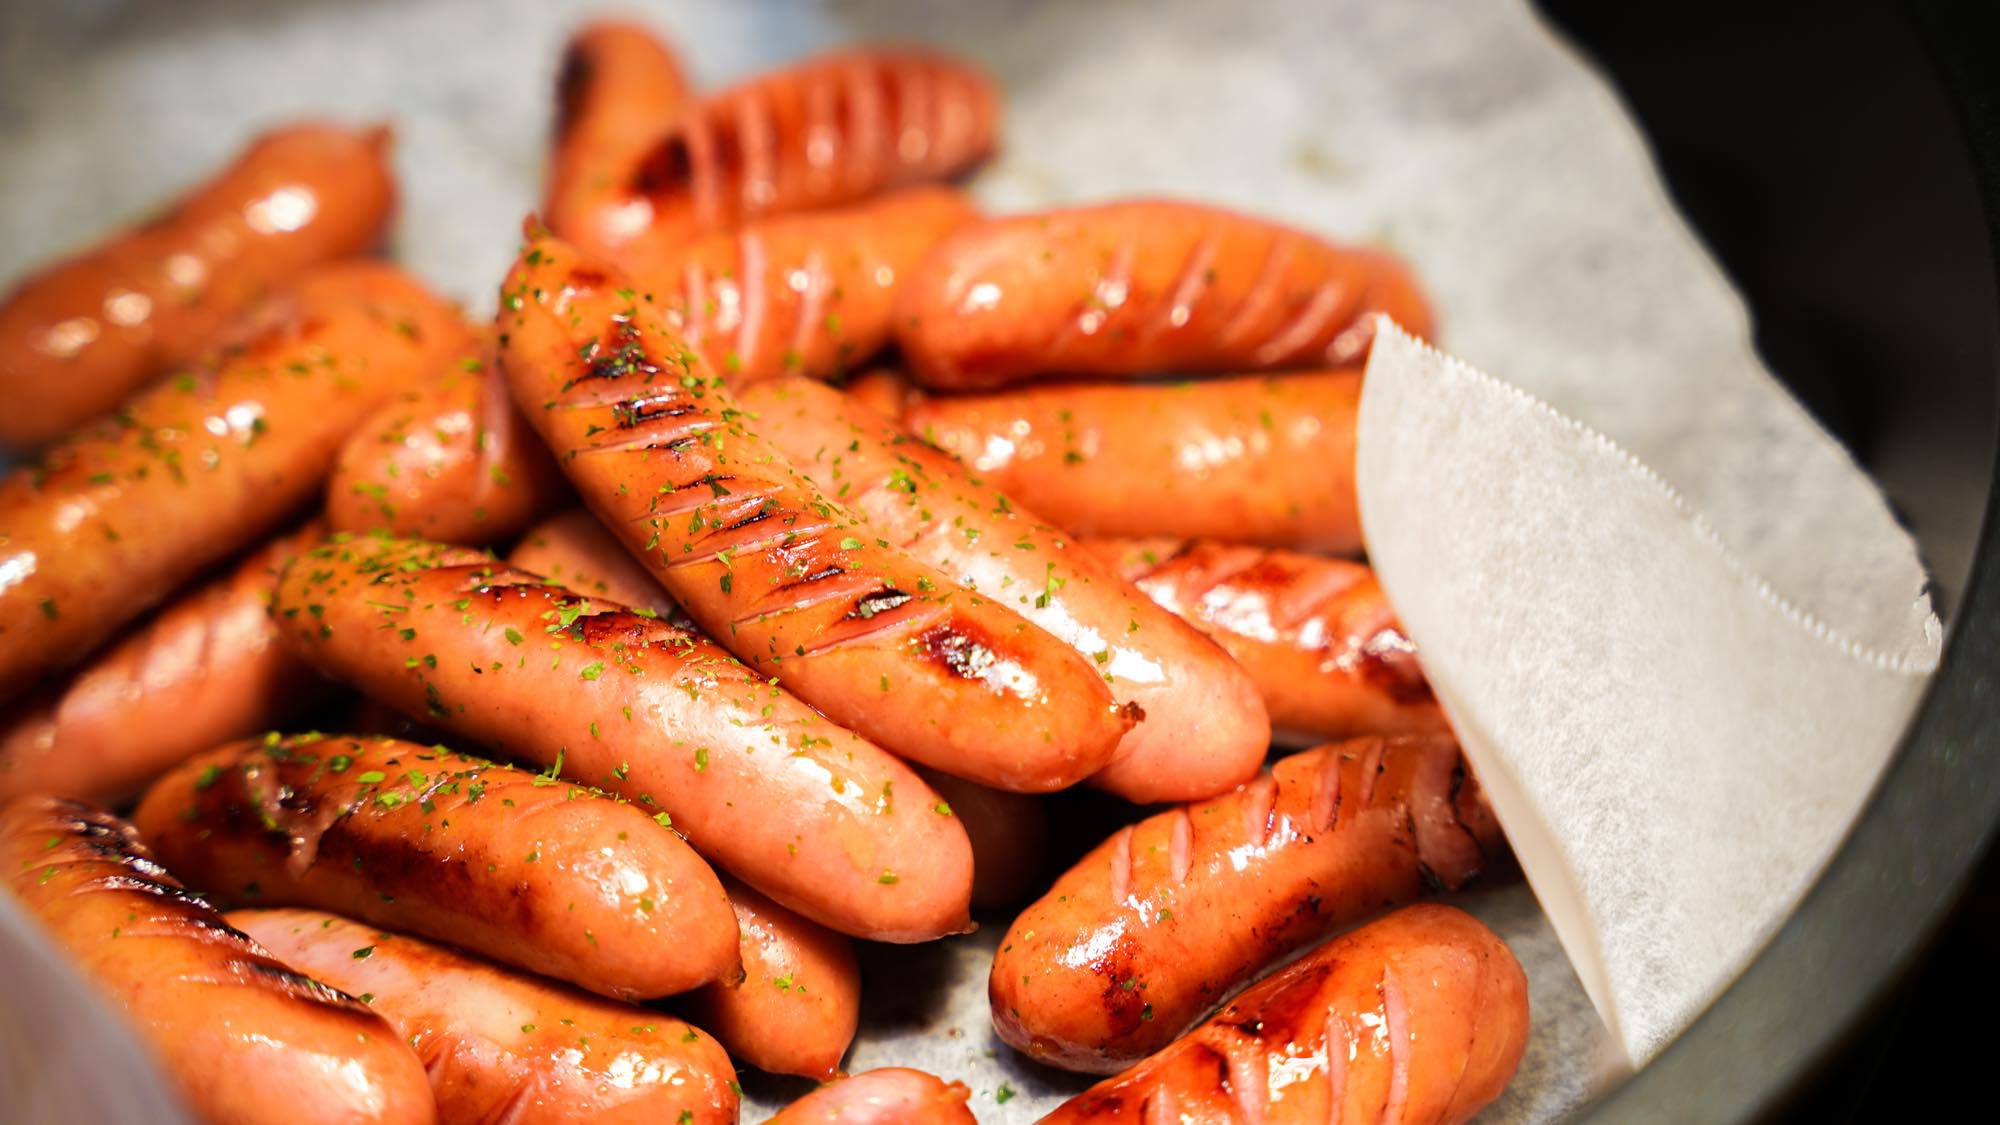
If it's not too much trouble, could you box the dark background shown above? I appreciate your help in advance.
[1540,1,1998,1119]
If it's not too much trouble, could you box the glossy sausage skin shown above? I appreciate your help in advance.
[894,200,1430,388]
[274,533,973,943]
[1043,904,1528,1124]
[991,736,1504,1072]
[498,235,1133,792]
[0,519,328,805]
[545,21,692,260]
[508,509,681,618]
[0,123,397,450]
[0,262,470,703]
[1087,538,1447,744]
[616,48,998,256]
[853,368,1361,552]
[327,340,569,544]
[233,907,740,1124]
[680,877,861,1080]
[742,376,1269,803]
[134,733,739,1000]
[620,187,977,387]
[0,796,435,1124]
[915,766,1048,910]
[765,1068,976,1124]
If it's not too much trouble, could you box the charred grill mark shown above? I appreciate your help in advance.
[632,132,694,198]
[553,43,594,141]
[917,622,997,682]
[719,505,772,533]
[93,873,213,910]
[847,586,910,619]
[610,394,698,429]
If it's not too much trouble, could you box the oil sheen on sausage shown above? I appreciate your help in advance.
[0,795,435,1124]
[991,735,1504,1072]
[497,233,1133,792]
[232,907,739,1124]
[1040,904,1529,1124]
[133,733,739,1001]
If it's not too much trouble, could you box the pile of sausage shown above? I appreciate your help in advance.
[0,18,1528,1125]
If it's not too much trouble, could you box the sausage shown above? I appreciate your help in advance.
[0,123,398,450]
[232,907,740,1124]
[0,261,471,703]
[327,339,570,544]
[680,877,861,1080]
[0,519,329,805]
[990,735,1504,1072]
[1040,904,1529,1124]
[741,376,1270,803]
[0,796,435,1124]
[614,47,998,257]
[508,509,680,618]
[765,1068,976,1124]
[851,367,1362,552]
[915,766,1048,910]
[133,733,739,1000]
[618,187,978,387]
[544,21,693,260]
[893,200,1430,388]
[497,234,1133,792]
[1085,538,1448,744]
[272,533,974,943]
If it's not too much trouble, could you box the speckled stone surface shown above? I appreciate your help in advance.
[0,0,1834,1119]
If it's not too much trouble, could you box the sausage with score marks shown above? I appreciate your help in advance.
[765,1067,976,1124]
[680,877,861,1080]
[615,47,997,258]
[992,735,1503,1072]
[508,509,680,618]
[1041,904,1528,1125]
[233,907,739,1124]
[1086,538,1447,744]
[327,340,570,544]
[851,367,1363,552]
[741,376,1269,803]
[0,122,397,450]
[134,733,739,1001]
[272,533,974,943]
[498,235,1133,792]
[893,199,1429,388]
[620,187,978,387]
[0,796,435,1124]
[0,261,470,703]
[544,20,693,260]
[0,519,328,805]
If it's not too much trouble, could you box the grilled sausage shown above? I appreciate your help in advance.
[0,123,397,450]
[0,262,470,703]
[327,340,569,544]
[915,766,1048,910]
[232,907,739,1124]
[545,20,693,260]
[497,234,1133,792]
[619,187,978,386]
[991,736,1504,1072]
[0,796,435,1124]
[272,533,974,943]
[680,877,861,1080]
[894,200,1429,388]
[133,733,739,1000]
[507,509,680,618]
[614,48,998,257]
[1041,904,1528,1124]
[765,1068,976,1124]
[0,519,328,805]
[851,368,1361,552]
[1087,539,1446,744]
[741,376,1269,802]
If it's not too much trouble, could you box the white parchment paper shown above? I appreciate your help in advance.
[0,0,1932,1120]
